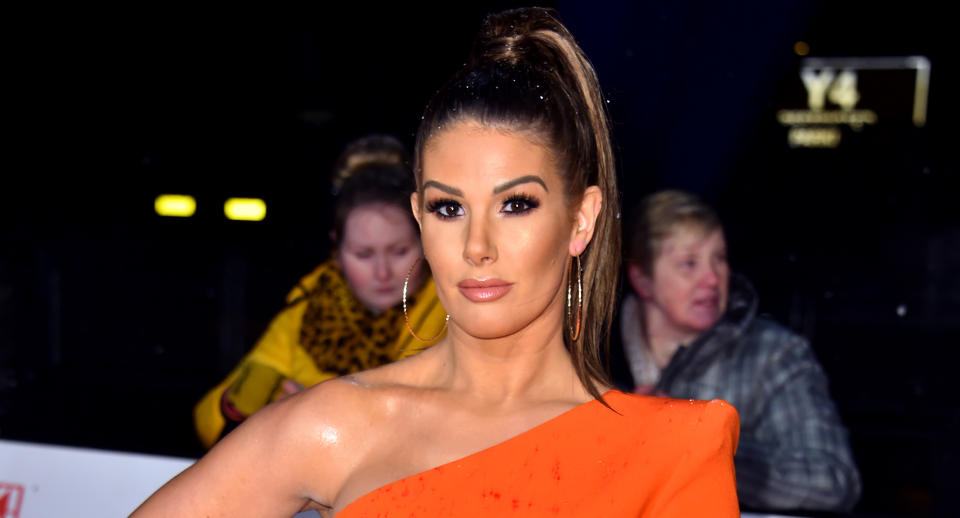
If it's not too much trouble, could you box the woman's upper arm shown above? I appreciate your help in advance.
[133,381,360,518]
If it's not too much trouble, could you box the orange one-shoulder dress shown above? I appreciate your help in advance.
[337,390,740,517]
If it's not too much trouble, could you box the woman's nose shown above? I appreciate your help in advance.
[702,264,720,287]
[463,215,497,266]
[374,255,391,281]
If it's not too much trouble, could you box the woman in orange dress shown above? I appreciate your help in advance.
[131,7,739,517]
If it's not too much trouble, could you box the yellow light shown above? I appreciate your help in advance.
[224,198,267,221]
[788,127,841,148]
[155,194,196,217]
[794,41,810,56]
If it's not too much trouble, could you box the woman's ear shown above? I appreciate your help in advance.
[626,263,653,299]
[568,185,602,256]
[410,192,423,230]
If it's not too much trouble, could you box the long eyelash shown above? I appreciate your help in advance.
[506,193,540,204]
[425,198,453,212]
[426,198,460,214]
[503,193,540,211]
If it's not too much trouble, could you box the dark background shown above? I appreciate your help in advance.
[2,2,957,517]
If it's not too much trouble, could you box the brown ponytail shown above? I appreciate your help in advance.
[414,8,621,401]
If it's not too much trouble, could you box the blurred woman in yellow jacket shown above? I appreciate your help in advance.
[194,135,447,448]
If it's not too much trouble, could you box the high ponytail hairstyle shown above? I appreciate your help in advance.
[413,7,621,401]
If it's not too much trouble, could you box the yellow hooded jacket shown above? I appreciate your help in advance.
[194,259,446,449]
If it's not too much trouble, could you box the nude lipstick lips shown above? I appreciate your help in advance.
[457,278,513,302]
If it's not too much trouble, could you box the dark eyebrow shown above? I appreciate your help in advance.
[422,181,464,197]
[493,175,548,194]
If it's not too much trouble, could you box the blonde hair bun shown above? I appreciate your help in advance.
[332,134,410,194]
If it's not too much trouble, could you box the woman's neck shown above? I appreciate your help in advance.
[428,304,588,405]
[639,300,702,369]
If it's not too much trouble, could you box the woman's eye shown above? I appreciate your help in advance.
[426,199,464,219]
[502,195,539,214]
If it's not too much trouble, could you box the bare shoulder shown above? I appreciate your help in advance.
[277,377,394,483]
[288,371,436,478]
[130,377,395,518]
[303,345,445,433]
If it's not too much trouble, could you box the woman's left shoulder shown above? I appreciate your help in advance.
[603,391,740,440]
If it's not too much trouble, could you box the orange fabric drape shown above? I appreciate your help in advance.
[338,391,740,517]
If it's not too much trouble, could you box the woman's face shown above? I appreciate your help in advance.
[413,122,582,340]
[641,225,730,336]
[338,203,424,314]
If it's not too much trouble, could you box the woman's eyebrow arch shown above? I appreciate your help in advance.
[493,175,548,194]
[422,181,463,196]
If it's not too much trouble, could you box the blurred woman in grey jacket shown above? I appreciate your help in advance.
[612,189,861,512]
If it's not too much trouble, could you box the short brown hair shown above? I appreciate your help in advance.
[625,190,722,274]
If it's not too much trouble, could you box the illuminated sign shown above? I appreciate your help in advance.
[777,56,930,148]
[154,195,197,217]
[224,198,267,221]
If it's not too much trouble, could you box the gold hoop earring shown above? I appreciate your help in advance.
[403,256,449,343]
[566,254,583,341]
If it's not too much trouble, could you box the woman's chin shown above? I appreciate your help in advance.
[362,295,402,314]
[683,313,720,333]
[452,317,528,341]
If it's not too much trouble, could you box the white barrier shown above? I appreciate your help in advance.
[0,439,193,518]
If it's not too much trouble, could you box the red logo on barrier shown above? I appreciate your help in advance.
[0,482,24,518]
